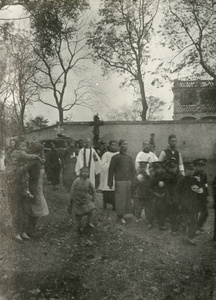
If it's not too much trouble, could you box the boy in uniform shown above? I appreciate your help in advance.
[132,161,150,222]
[148,161,168,229]
[164,158,183,233]
[176,162,200,246]
[193,158,209,231]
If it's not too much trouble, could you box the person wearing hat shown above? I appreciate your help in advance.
[193,158,209,232]
[164,158,183,233]
[108,139,135,224]
[62,139,78,192]
[175,162,201,246]
[132,160,150,222]
[148,161,168,229]
[135,140,158,175]
[159,134,185,176]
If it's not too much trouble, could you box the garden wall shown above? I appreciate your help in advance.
[24,120,216,161]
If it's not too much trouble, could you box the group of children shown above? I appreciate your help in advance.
[132,157,209,245]
[68,152,210,246]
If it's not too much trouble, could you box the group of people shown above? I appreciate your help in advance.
[65,134,214,246]
[1,133,215,246]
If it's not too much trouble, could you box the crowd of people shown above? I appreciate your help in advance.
[0,134,215,246]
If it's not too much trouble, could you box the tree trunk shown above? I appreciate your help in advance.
[20,108,25,133]
[58,107,64,124]
[137,72,148,121]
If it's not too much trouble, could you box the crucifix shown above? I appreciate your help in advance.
[54,123,64,135]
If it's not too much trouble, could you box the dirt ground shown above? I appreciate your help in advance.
[0,178,215,300]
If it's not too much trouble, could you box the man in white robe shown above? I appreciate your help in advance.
[99,140,118,209]
[75,138,101,187]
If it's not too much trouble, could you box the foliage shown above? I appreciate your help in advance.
[162,0,216,79]
[87,0,160,120]
[27,0,89,56]
[25,115,49,132]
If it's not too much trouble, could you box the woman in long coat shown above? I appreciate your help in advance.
[28,142,49,238]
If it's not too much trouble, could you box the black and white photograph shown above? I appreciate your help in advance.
[0,0,216,299]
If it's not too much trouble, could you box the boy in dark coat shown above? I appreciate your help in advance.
[193,158,209,231]
[164,158,183,233]
[175,162,200,246]
[132,161,150,222]
[148,161,168,229]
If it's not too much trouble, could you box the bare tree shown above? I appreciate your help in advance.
[163,0,216,79]
[88,0,160,121]
[2,29,40,132]
[106,96,165,121]
[34,20,93,123]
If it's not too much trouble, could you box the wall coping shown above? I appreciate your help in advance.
[24,119,216,134]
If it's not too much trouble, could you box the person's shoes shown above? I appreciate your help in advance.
[135,218,142,223]
[120,218,126,225]
[186,238,196,246]
[27,232,43,238]
[13,234,24,243]
[87,222,94,228]
[21,233,30,240]
[112,206,116,211]
[213,236,216,242]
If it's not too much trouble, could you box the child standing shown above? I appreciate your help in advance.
[69,167,96,232]
[175,162,200,246]
[193,158,209,231]
[132,161,150,222]
[148,161,168,229]
[164,158,183,233]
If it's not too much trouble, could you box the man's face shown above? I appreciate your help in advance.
[110,142,118,152]
[120,141,128,152]
[78,140,84,148]
[195,165,206,173]
[169,138,177,149]
[69,141,75,148]
[143,142,150,152]
[168,165,178,174]
[85,139,91,148]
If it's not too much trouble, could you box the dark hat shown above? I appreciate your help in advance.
[138,161,148,166]
[150,161,164,169]
[184,162,195,170]
[193,158,207,166]
[164,158,178,168]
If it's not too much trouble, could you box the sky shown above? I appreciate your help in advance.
[0,1,176,125]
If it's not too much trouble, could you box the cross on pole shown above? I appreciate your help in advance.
[54,123,64,135]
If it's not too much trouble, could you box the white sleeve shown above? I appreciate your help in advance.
[158,151,166,162]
